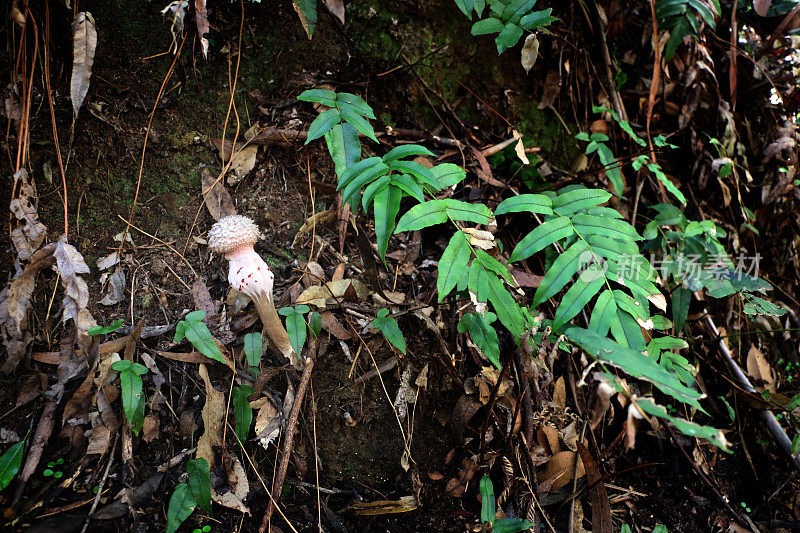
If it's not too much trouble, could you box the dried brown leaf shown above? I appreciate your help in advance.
[539,450,584,492]
[54,239,97,337]
[10,169,47,260]
[99,268,125,306]
[521,34,539,73]
[746,344,775,393]
[195,0,210,58]
[201,168,237,221]
[71,12,97,115]
[296,279,371,308]
[320,311,351,340]
[197,364,225,468]
[323,0,345,24]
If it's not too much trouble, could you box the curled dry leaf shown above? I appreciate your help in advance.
[71,12,97,116]
[99,268,126,306]
[191,278,217,319]
[296,279,371,308]
[323,0,345,24]
[195,0,210,58]
[201,168,237,221]
[10,170,47,261]
[345,495,419,516]
[0,243,56,373]
[393,366,417,421]
[461,227,495,250]
[320,311,351,340]
[754,0,772,17]
[590,373,618,430]
[512,129,530,165]
[746,344,775,393]
[521,33,540,73]
[197,364,225,469]
[54,239,98,336]
[538,450,584,492]
[253,395,282,450]
[444,457,478,497]
[215,140,258,186]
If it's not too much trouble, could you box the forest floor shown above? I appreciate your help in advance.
[2,1,800,532]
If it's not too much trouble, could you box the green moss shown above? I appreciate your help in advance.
[511,98,580,171]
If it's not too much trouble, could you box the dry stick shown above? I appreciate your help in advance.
[80,431,120,533]
[311,379,322,533]
[663,423,761,532]
[705,316,800,474]
[259,357,315,533]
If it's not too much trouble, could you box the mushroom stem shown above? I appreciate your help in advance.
[251,291,300,369]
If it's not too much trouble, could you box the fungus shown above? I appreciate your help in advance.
[208,215,300,368]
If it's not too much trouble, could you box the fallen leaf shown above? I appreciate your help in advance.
[142,413,159,443]
[195,0,209,58]
[445,457,478,497]
[99,269,126,306]
[201,168,237,221]
[9,169,47,260]
[539,450,584,492]
[323,0,345,24]
[521,33,540,73]
[539,69,561,109]
[215,141,258,185]
[54,239,98,337]
[212,452,250,513]
[0,243,56,373]
[320,311,351,339]
[553,376,566,410]
[253,395,282,450]
[296,279,371,308]
[71,12,97,115]
[197,364,225,468]
[746,344,775,393]
[191,278,217,318]
[754,0,772,17]
[462,227,495,250]
[96,252,120,271]
[537,425,561,455]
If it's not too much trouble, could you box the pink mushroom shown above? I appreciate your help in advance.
[208,215,300,368]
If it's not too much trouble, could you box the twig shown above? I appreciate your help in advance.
[259,357,315,532]
[80,432,119,533]
[705,316,800,474]
[664,424,760,532]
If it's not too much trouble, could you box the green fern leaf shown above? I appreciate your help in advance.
[395,200,492,233]
[509,215,573,261]
[553,264,606,328]
[566,327,705,411]
[325,122,361,178]
[373,185,402,262]
[552,188,612,215]
[495,194,553,216]
[438,232,472,301]
[486,273,525,338]
[382,145,434,164]
[532,240,590,306]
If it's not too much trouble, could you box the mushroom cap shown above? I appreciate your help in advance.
[208,215,260,257]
